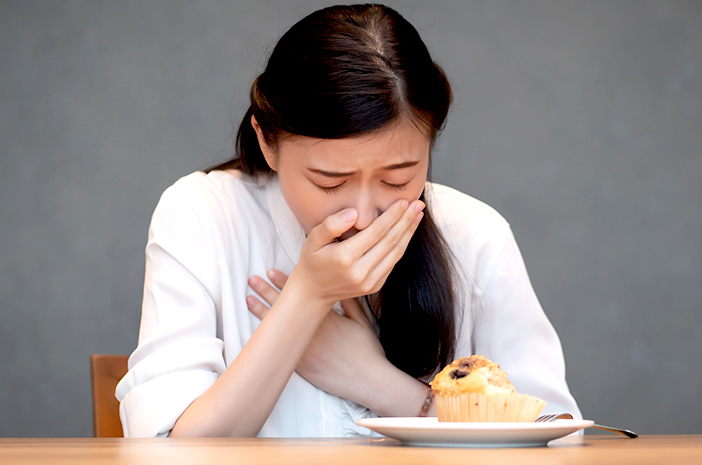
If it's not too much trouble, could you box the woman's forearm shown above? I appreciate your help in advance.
[169,286,331,437]
[354,357,436,418]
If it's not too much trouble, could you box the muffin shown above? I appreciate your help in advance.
[429,355,546,422]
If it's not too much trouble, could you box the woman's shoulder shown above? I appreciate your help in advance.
[426,182,517,292]
[162,169,266,201]
[157,170,270,214]
[426,182,511,242]
[150,169,273,236]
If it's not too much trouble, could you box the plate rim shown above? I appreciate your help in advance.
[355,417,594,448]
[356,417,594,429]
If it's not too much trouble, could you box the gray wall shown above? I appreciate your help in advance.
[1,0,700,437]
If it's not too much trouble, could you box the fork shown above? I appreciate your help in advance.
[535,413,638,438]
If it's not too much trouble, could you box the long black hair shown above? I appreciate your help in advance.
[211,4,456,379]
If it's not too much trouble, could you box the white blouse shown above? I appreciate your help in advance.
[115,169,582,438]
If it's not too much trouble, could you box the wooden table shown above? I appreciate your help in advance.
[1,435,700,465]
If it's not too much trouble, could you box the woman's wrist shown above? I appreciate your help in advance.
[417,385,435,417]
[358,358,435,417]
[285,268,343,311]
[281,270,336,316]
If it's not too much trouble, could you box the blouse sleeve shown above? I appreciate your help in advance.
[115,175,228,437]
[471,227,582,419]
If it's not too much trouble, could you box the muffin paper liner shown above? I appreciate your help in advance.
[435,392,547,422]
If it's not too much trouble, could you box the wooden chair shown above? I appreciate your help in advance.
[90,354,129,437]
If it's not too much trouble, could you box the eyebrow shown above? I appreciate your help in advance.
[308,160,420,178]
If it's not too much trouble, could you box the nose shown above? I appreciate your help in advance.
[352,196,382,231]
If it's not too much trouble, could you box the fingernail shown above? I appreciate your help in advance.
[399,200,409,210]
[266,269,276,279]
[248,276,261,288]
[341,208,357,222]
[414,201,425,213]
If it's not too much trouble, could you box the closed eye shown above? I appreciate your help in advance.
[383,181,410,191]
[316,181,346,194]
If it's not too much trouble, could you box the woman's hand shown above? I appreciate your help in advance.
[286,199,424,312]
[247,269,387,403]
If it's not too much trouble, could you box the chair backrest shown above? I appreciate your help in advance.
[90,354,129,437]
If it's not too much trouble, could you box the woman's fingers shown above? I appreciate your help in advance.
[266,269,289,290]
[354,201,424,282]
[248,275,280,307]
[364,217,423,293]
[246,270,290,321]
[292,198,423,306]
[246,295,269,320]
[341,199,411,257]
[306,207,358,249]
[376,201,424,258]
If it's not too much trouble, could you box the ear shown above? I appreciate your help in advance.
[251,115,278,171]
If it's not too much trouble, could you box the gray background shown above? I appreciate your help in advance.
[1,0,700,437]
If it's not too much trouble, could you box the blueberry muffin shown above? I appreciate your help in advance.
[429,355,546,422]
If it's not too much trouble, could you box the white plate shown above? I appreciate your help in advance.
[355,417,594,448]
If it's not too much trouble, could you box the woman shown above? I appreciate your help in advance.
[116,4,581,438]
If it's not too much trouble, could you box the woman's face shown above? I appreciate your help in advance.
[254,119,430,240]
